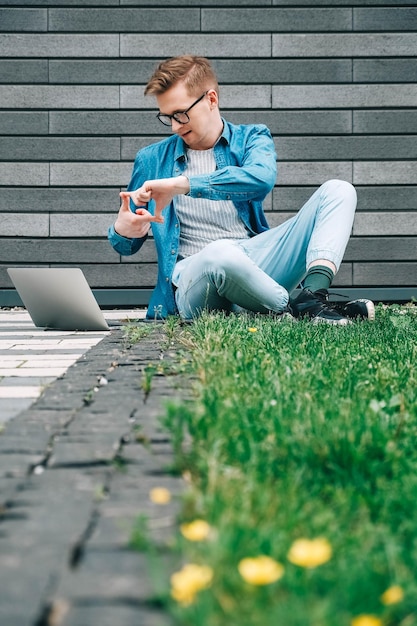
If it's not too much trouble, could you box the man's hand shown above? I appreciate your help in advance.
[129,175,190,222]
[114,192,156,239]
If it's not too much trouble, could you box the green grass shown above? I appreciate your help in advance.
[137,304,417,626]
[123,321,154,346]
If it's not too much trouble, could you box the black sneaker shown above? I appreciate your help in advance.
[334,298,375,321]
[291,289,351,326]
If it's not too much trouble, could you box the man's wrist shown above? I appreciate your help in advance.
[177,175,190,195]
[113,222,130,239]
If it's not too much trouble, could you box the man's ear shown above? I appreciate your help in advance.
[207,89,219,108]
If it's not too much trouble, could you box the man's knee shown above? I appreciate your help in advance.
[199,240,244,276]
[322,179,357,204]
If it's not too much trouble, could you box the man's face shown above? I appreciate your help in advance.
[156,81,220,150]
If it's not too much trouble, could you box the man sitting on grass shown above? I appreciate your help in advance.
[108,55,374,324]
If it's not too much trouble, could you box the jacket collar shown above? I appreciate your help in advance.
[173,118,230,162]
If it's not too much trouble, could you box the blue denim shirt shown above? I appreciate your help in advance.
[108,119,277,318]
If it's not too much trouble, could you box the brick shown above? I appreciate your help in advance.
[0,8,47,31]
[278,136,417,161]
[0,137,121,161]
[48,441,117,466]
[354,111,417,134]
[121,34,272,58]
[267,212,295,228]
[354,8,417,31]
[50,214,116,237]
[121,136,164,160]
[356,186,417,211]
[78,264,158,288]
[228,110,352,135]
[0,240,117,264]
[0,188,121,213]
[213,59,352,84]
[202,8,352,32]
[118,87,164,110]
[222,85,273,109]
[0,34,119,57]
[60,604,172,626]
[271,0,417,6]
[51,550,154,598]
[0,163,49,186]
[50,163,131,187]
[272,187,318,212]
[353,162,417,185]
[0,60,48,83]
[1,0,119,4]
[263,193,273,213]
[353,212,417,236]
[1,214,49,237]
[49,8,199,31]
[0,400,34,422]
[49,59,159,84]
[21,359,78,369]
[278,162,352,186]
[49,111,170,136]
[0,366,68,377]
[121,241,158,264]
[354,263,417,286]
[272,33,417,57]
[346,237,417,261]
[121,0,270,5]
[272,84,417,108]
[58,596,173,626]
[0,358,26,368]
[330,263,352,287]
[0,452,45,478]
[354,59,417,83]
[121,84,271,110]
[0,85,119,109]
[0,111,48,135]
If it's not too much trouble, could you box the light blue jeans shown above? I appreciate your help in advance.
[173,180,357,319]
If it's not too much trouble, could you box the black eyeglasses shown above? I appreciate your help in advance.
[156,91,208,126]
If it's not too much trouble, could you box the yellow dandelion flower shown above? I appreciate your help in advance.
[380,584,404,605]
[351,615,383,626]
[170,563,214,605]
[287,537,332,568]
[180,519,212,542]
[248,327,258,333]
[238,555,285,586]
[149,487,171,504]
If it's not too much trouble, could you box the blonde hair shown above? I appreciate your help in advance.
[144,55,219,96]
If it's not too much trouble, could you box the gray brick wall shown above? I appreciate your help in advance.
[1,1,416,305]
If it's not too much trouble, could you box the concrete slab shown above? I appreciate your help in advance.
[0,386,41,397]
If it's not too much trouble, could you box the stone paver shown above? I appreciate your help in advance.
[0,309,185,626]
[0,309,139,423]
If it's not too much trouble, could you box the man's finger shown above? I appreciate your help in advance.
[149,215,164,224]
[153,200,169,218]
[128,188,152,207]
[119,192,131,211]
[120,191,147,212]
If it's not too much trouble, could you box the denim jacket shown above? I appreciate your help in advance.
[108,119,277,318]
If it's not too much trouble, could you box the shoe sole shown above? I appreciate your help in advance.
[355,299,375,321]
[311,315,351,326]
[334,298,376,321]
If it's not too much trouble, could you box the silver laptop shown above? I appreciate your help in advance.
[7,268,110,331]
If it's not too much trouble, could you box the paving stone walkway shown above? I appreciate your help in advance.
[0,310,186,626]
